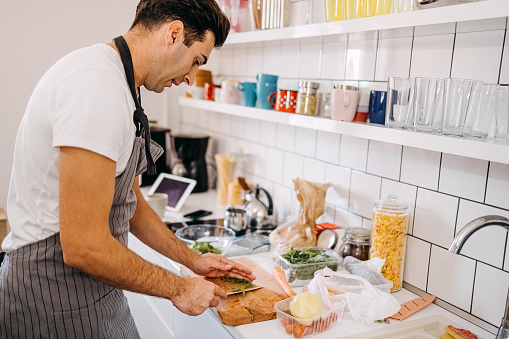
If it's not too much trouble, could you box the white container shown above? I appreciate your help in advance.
[330,85,360,122]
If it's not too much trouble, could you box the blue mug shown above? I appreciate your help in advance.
[256,73,278,110]
[369,90,388,125]
[235,82,257,107]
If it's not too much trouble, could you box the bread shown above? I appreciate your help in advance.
[441,333,455,339]
[444,325,478,339]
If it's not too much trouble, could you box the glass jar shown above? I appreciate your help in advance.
[370,194,409,292]
[341,227,371,261]
[296,81,320,116]
[291,0,313,26]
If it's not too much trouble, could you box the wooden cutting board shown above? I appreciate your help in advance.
[180,258,288,326]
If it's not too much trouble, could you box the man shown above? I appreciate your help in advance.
[0,0,254,338]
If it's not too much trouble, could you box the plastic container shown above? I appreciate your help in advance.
[276,247,342,287]
[340,227,371,261]
[275,291,346,338]
[370,194,409,292]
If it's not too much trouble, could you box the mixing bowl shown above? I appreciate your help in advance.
[175,224,236,255]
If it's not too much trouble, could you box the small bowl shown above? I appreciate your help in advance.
[175,224,236,255]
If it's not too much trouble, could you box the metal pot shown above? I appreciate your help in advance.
[244,186,277,231]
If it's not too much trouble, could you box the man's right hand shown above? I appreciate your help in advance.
[172,277,227,316]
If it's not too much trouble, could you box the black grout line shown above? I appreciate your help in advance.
[449,22,458,78]
[503,233,508,271]
[484,162,491,204]
[470,261,478,314]
[425,242,433,291]
[497,22,507,85]
[408,26,416,79]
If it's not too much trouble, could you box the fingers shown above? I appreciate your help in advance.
[209,296,220,308]
[214,285,228,299]
[207,254,256,279]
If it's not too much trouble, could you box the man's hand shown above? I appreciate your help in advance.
[189,253,256,281]
[172,277,227,316]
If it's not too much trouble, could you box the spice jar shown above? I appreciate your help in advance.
[370,194,409,292]
[296,81,319,116]
[340,227,371,261]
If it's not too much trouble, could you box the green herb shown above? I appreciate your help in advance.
[222,277,255,289]
[231,287,246,296]
[280,247,339,283]
[192,242,222,254]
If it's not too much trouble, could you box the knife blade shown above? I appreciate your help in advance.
[226,286,263,296]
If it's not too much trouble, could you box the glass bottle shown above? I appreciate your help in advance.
[341,227,371,261]
[370,194,409,292]
[296,81,320,116]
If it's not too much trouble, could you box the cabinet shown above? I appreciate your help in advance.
[126,234,234,339]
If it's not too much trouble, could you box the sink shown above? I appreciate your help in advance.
[342,315,485,339]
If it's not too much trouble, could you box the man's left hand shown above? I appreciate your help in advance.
[190,253,256,281]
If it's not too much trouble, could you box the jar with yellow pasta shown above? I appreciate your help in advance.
[296,81,319,115]
[370,194,409,292]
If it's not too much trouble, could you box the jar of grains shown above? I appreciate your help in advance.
[341,227,371,261]
[370,194,409,292]
[296,81,319,115]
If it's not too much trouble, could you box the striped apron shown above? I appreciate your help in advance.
[0,136,163,338]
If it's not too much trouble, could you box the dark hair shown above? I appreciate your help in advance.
[130,0,230,48]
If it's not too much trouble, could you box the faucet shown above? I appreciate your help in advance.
[449,215,509,339]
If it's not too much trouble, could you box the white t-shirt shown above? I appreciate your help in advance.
[2,44,136,251]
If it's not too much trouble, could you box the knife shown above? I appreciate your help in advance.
[226,286,263,296]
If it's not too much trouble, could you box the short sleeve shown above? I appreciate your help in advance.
[50,68,133,162]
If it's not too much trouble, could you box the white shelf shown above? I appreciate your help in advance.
[225,0,509,45]
[179,97,509,164]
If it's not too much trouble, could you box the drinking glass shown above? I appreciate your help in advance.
[413,77,444,133]
[386,77,415,129]
[440,78,478,136]
[464,83,498,139]
[495,86,509,144]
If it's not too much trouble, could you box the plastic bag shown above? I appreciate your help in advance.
[343,256,393,292]
[308,267,401,326]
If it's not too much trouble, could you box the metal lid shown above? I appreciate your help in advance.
[346,227,371,244]
[317,229,339,250]
[375,194,409,212]
[298,80,320,89]
[333,84,358,91]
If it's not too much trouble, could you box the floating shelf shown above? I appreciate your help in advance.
[225,0,509,45]
[179,97,509,165]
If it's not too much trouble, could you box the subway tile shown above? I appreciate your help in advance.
[505,242,509,272]
[413,188,459,248]
[361,218,372,229]
[349,31,378,41]
[316,131,340,164]
[345,38,377,81]
[414,23,456,36]
[250,143,267,178]
[259,121,277,147]
[321,35,348,80]
[349,171,382,219]
[233,45,247,77]
[283,152,304,188]
[207,111,221,132]
[410,34,455,79]
[299,37,323,79]
[472,263,509,326]
[247,42,264,78]
[273,184,293,222]
[244,118,260,143]
[451,30,505,84]
[400,147,440,190]
[375,36,413,81]
[456,18,507,33]
[265,148,284,184]
[403,236,431,291]
[339,135,368,172]
[302,157,327,183]
[276,123,296,151]
[456,200,509,269]
[294,127,317,157]
[486,162,509,210]
[427,246,476,312]
[263,41,281,76]
[280,39,300,78]
[367,140,402,180]
[334,207,363,228]
[317,204,336,224]
[220,45,235,76]
[325,163,352,210]
[230,116,244,139]
[501,30,509,85]
[380,179,417,234]
[379,27,413,39]
[439,154,488,203]
[207,48,222,76]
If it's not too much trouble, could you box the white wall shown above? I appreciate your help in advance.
[0,1,174,218]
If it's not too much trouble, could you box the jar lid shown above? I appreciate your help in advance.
[333,84,358,91]
[346,227,371,243]
[298,80,320,89]
[375,194,409,212]
[317,229,339,250]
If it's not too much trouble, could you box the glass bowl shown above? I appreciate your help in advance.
[175,224,236,255]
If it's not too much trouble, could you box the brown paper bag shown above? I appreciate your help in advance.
[269,178,332,251]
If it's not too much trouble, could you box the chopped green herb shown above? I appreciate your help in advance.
[279,247,339,283]
[222,277,255,289]
[231,288,246,296]
[192,241,222,254]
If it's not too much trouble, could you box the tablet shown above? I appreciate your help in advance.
[147,173,197,212]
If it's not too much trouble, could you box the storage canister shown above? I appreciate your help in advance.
[340,227,371,261]
[296,81,320,116]
[370,194,409,292]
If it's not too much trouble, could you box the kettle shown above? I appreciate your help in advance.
[244,186,277,231]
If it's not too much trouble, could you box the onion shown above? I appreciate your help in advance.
[289,292,322,326]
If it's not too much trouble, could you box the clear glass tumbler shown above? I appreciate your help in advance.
[386,77,415,129]
[413,77,444,133]
[464,83,498,139]
[495,86,509,144]
[440,78,478,137]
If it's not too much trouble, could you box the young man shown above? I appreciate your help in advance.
[0,1,254,337]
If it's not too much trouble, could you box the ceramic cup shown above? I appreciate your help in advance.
[269,89,298,113]
[330,86,361,122]
[146,193,168,219]
[369,90,388,125]
[235,82,257,107]
[256,73,278,110]
[220,80,242,105]
[204,83,221,101]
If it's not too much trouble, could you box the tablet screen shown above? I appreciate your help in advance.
[154,178,191,208]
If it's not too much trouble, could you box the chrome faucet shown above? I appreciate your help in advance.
[449,215,509,339]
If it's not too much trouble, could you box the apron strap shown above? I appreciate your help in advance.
[113,36,157,175]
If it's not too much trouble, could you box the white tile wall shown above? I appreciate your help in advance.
[334,207,363,228]
[339,135,369,171]
[299,37,323,79]
[439,154,488,203]
[316,131,340,164]
[456,18,507,33]
[302,157,327,183]
[276,123,296,151]
[367,140,402,180]
[294,127,317,157]
[247,42,264,78]
[321,35,348,80]
[280,39,300,78]
[233,45,248,76]
[375,36,413,81]
[403,236,431,291]
[345,38,377,80]
[259,121,277,147]
[410,34,455,79]
[283,152,304,188]
[263,41,281,76]
[400,147,441,190]
[500,29,509,85]
[486,162,509,210]
[472,263,509,326]
[325,163,351,210]
[349,171,381,219]
[265,148,284,184]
